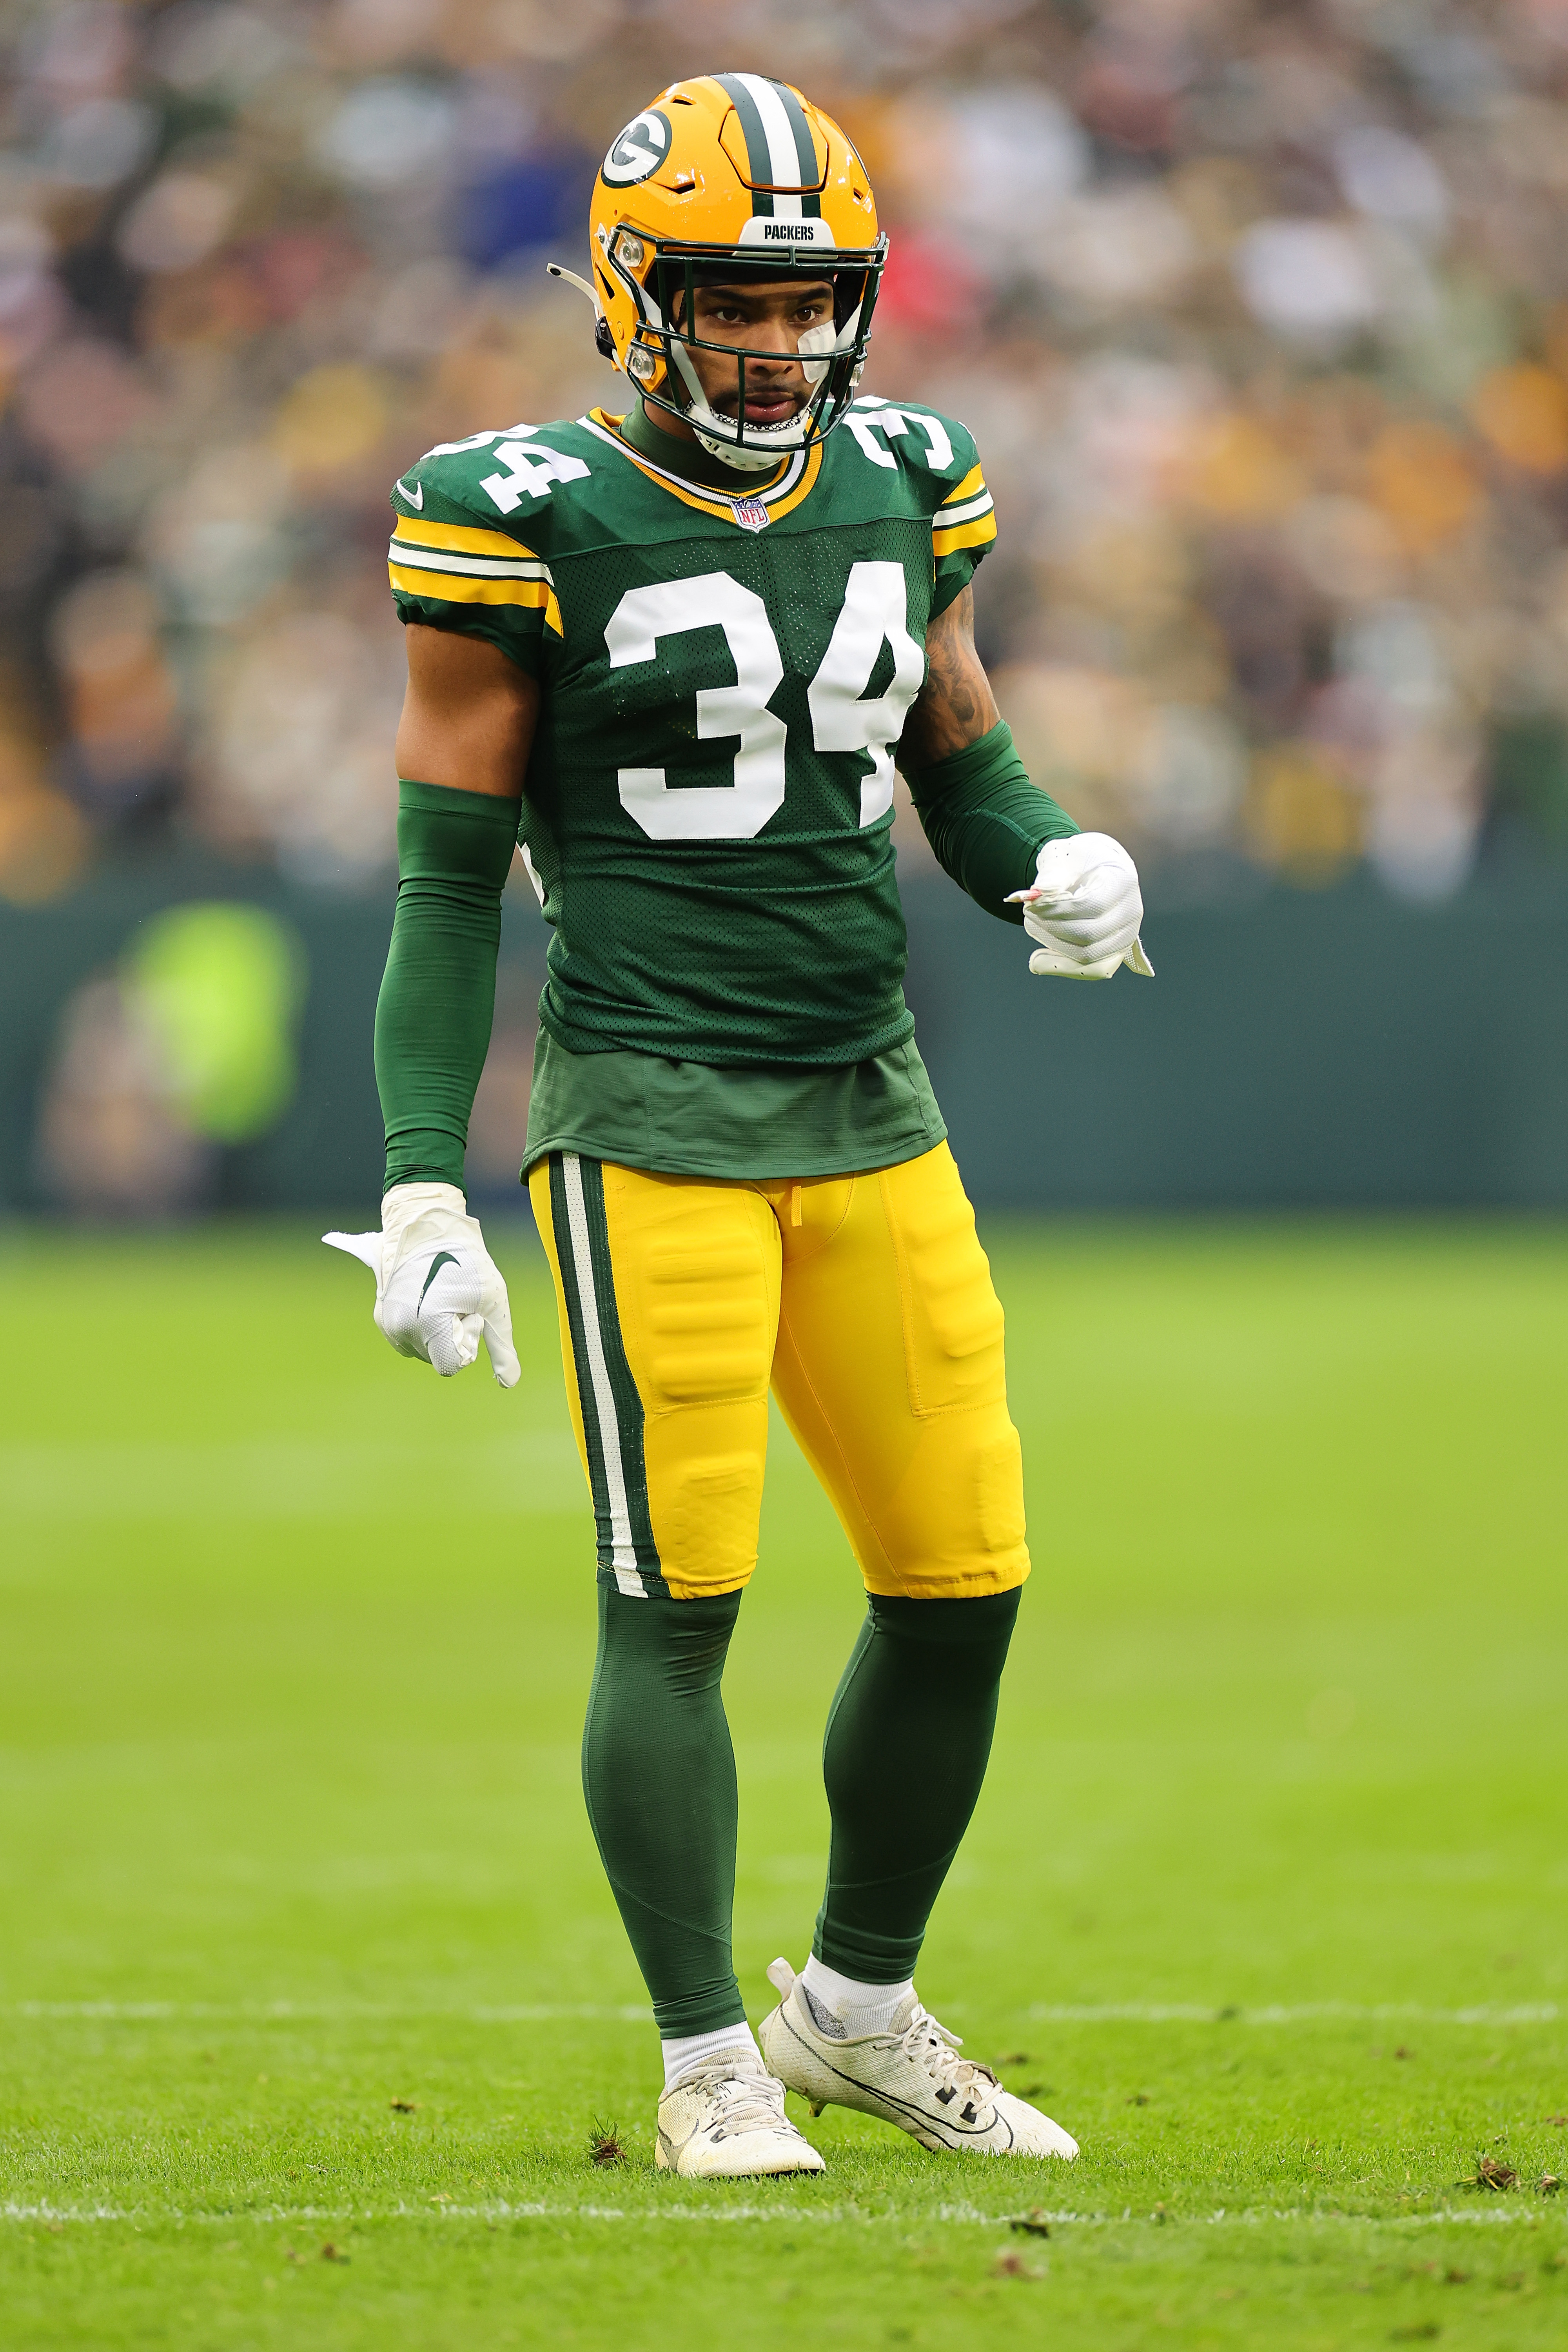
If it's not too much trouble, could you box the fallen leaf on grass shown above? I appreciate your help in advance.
[991,2249,1043,2280]
[1547,2113,1567,2128]
[390,2099,419,2113]
[588,2120,626,2168]
[319,2243,349,2263]
[1537,2173,1562,2195]
[1008,2210,1050,2238]
[1459,2156,1518,2191]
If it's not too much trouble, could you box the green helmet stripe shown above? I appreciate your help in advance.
[771,80,823,216]
[713,73,776,216]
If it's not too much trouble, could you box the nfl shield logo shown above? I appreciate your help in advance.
[731,496,770,533]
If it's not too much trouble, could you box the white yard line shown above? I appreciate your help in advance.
[10,2002,652,2022]
[1028,2003,1561,2025]
[9,2000,1558,2026]
[2,2200,1553,2231]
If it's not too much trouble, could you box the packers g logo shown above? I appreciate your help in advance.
[602,111,672,188]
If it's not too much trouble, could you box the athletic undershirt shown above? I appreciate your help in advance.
[522,1027,945,1179]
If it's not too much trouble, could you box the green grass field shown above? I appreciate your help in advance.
[2,1217,1566,2351]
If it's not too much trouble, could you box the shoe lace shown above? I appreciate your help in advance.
[897,2005,1000,2122]
[683,2057,791,2143]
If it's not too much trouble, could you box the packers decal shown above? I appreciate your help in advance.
[602,110,673,188]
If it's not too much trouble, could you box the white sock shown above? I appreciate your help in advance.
[660,2022,760,2094]
[800,1954,914,2038]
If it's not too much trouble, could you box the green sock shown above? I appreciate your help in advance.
[813,1588,1022,1984]
[581,1586,747,2037]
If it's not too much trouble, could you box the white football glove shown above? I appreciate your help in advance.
[323,1182,520,1387]
[1007,832,1156,980]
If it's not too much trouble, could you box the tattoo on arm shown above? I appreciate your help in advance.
[898,588,1000,768]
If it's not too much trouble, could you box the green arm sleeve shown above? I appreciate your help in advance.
[374,779,521,1195]
[902,720,1079,927]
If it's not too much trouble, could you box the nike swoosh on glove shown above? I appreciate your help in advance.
[1006,832,1155,980]
[323,1182,520,1387]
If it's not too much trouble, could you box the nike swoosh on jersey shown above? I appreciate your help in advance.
[419,1250,459,1306]
[396,476,424,508]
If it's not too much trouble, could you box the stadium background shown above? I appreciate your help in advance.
[4,11,1567,2346]
[2,0,1566,1214]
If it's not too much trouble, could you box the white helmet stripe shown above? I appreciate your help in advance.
[730,73,805,220]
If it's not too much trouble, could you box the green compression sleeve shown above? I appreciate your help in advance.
[582,1584,748,2038]
[904,720,1078,927]
[814,1588,1022,1982]
[374,779,520,1195]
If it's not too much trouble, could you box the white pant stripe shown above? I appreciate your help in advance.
[561,1153,644,1597]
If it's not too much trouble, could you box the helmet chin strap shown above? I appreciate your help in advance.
[693,418,801,472]
[671,314,859,473]
[667,338,785,472]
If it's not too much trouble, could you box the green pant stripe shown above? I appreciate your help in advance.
[574,1157,666,1595]
[548,1154,621,1584]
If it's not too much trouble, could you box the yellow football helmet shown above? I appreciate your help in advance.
[555,73,886,474]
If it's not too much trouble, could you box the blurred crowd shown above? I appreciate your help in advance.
[5,0,1568,910]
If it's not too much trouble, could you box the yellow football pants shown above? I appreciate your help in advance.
[528,1142,1029,1603]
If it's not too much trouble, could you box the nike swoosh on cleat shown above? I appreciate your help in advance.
[419,1250,459,1306]
[775,2007,1005,2148]
[800,1983,850,2039]
[396,477,424,507]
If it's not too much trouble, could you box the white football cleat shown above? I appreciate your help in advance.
[655,2048,826,2179]
[759,1958,1078,2161]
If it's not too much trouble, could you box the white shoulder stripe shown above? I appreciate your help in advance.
[388,541,554,583]
[932,492,994,530]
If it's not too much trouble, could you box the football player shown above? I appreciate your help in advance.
[328,72,1150,2178]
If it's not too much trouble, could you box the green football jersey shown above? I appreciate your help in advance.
[387,397,997,1067]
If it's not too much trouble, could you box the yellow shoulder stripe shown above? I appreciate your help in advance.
[940,463,987,507]
[389,561,563,636]
[392,516,537,562]
[932,513,998,557]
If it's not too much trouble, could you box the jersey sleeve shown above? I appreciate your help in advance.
[387,436,564,678]
[926,416,997,616]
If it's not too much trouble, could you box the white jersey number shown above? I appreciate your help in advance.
[845,405,955,472]
[807,562,926,828]
[605,562,924,841]
[481,439,592,512]
[607,574,788,840]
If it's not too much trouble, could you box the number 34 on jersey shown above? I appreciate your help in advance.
[385,394,996,1065]
[387,396,995,853]
[609,560,922,839]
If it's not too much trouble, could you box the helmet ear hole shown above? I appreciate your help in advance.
[594,318,616,360]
